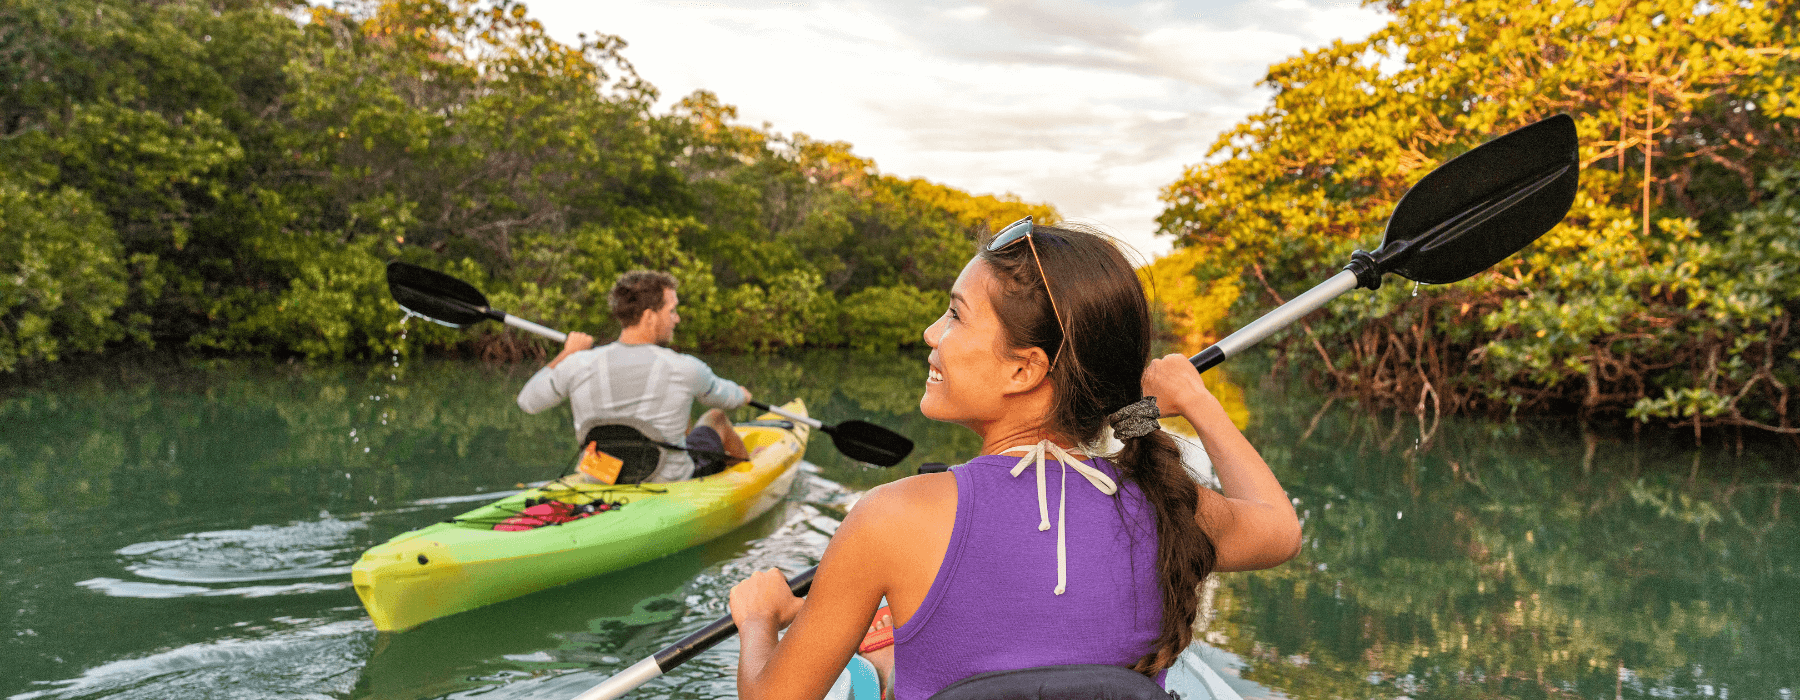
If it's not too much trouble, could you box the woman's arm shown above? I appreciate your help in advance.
[731,568,812,699]
[1142,354,1302,572]
[731,486,898,700]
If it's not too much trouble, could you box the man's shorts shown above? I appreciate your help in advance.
[686,425,728,478]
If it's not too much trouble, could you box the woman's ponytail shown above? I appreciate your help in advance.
[1114,427,1215,674]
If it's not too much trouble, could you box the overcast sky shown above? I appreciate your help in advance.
[521,0,1391,257]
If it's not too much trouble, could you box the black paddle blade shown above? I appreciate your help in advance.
[386,262,497,327]
[1371,114,1579,285]
[826,420,914,467]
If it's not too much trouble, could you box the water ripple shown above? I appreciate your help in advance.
[8,619,371,700]
[75,577,354,599]
[113,516,366,584]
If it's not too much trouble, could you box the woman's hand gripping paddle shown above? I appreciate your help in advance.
[570,569,818,700]
[561,114,1581,700]
[383,262,915,468]
[1188,113,1581,372]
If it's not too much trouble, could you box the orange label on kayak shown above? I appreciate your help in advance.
[578,444,624,484]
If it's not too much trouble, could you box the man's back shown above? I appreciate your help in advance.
[517,342,746,482]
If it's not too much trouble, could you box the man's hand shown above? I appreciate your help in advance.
[742,387,754,406]
[547,332,594,369]
[564,332,595,353]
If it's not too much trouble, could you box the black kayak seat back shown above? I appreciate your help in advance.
[581,423,662,485]
[928,664,1178,700]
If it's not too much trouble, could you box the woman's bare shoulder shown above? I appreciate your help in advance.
[824,472,959,611]
[830,472,957,552]
[844,472,957,525]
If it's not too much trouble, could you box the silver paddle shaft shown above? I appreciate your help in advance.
[569,657,662,700]
[504,315,567,343]
[758,402,824,430]
[1192,270,1359,371]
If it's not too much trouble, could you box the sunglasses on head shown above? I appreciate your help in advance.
[988,216,1069,368]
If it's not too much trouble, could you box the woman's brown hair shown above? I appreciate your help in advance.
[977,222,1216,674]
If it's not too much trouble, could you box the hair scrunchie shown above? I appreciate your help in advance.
[1107,396,1161,440]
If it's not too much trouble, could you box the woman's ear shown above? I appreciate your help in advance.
[1002,347,1052,395]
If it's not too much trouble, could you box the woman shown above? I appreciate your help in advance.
[730,219,1302,700]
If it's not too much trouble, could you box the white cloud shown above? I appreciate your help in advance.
[944,5,992,21]
[525,0,1390,257]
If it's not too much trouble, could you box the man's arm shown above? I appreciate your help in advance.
[547,332,593,369]
[517,332,593,414]
[684,355,750,410]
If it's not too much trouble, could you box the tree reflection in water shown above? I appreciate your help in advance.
[1206,371,1797,700]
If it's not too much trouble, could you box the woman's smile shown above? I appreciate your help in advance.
[918,259,1042,430]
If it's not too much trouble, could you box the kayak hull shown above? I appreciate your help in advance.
[353,400,811,632]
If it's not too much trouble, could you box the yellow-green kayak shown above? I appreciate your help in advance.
[352,399,811,632]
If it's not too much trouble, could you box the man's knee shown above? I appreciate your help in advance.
[698,410,748,458]
[699,408,732,429]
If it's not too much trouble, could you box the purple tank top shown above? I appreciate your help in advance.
[891,453,1166,700]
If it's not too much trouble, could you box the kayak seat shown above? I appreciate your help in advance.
[581,423,663,485]
[929,664,1177,700]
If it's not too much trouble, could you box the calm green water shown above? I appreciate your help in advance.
[1,352,1793,700]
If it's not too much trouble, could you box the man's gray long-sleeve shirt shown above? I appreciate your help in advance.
[517,342,747,482]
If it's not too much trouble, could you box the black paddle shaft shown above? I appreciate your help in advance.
[654,567,816,670]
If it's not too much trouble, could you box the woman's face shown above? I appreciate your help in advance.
[920,258,1022,427]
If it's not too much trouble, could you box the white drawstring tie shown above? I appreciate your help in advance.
[1001,440,1118,595]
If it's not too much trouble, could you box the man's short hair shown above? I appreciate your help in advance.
[609,270,679,327]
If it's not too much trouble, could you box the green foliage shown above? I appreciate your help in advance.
[1158,0,1800,436]
[197,232,400,359]
[838,284,949,353]
[1622,168,1800,430]
[0,0,1056,369]
[0,178,128,371]
[708,270,833,352]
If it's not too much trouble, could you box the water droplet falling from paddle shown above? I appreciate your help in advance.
[1412,281,1421,297]
[348,313,416,500]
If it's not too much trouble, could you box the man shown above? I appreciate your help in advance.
[517,270,752,483]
